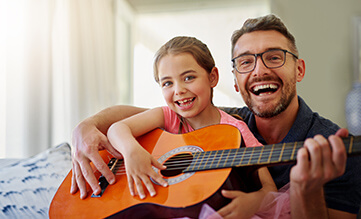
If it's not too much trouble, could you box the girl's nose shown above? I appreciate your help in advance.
[174,83,186,95]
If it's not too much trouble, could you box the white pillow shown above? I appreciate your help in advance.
[0,143,72,219]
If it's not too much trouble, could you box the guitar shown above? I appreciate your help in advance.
[49,124,361,219]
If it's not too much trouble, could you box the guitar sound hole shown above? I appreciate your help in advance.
[161,153,193,177]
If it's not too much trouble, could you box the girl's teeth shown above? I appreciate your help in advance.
[177,98,194,106]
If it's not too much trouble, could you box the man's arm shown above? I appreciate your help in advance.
[71,105,148,199]
[290,129,356,219]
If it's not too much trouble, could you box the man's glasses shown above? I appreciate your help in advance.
[232,49,298,74]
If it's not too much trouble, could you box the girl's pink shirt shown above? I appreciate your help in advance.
[162,106,262,148]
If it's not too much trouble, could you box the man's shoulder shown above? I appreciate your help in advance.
[305,109,341,138]
[296,97,341,138]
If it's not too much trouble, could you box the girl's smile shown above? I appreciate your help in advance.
[157,53,219,129]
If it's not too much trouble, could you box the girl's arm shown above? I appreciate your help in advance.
[107,107,168,199]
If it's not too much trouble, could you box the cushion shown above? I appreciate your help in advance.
[0,142,72,218]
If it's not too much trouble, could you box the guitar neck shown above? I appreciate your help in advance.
[184,135,361,173]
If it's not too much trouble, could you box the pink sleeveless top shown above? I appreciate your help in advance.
[162,106,261,147]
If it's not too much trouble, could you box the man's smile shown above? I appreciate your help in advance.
[250,83,279,96]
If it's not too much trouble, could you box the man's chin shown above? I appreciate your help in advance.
[249,101,285,118]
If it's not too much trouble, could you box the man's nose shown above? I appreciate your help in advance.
[251,56,269,77]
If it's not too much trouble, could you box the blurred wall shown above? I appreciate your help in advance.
[271,0,361,128]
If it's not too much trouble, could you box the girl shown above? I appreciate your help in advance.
[107,36,288,218]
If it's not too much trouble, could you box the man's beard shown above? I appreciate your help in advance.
[242,77,296,118]
[250,91,294,118]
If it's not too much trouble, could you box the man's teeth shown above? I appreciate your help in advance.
[252,84,278,95]
[253,84,278,92]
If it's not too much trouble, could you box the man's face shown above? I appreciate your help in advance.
[232,30,304,118]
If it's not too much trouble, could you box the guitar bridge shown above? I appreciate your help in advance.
[91,157,120,198]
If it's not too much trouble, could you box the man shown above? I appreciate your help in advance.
[71,14,360,218]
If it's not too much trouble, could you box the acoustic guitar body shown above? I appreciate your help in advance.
[49,124,247,218]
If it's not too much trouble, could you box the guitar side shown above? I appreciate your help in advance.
[49,124,242,219]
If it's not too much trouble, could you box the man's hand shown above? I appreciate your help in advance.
[70,119,123,199]
[290,128,348,218]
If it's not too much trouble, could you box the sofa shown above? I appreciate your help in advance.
[0,143,72,218]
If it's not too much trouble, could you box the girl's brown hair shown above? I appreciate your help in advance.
[153,36,215,83]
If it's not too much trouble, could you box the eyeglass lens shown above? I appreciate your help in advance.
[234,50,286,73]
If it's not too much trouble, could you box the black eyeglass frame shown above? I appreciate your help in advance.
[231,49,299,74]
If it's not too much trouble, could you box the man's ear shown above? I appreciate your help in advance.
[234,83,239,92]
[296,59,306,82]
[209,67,219,88]
[232,71,240,92]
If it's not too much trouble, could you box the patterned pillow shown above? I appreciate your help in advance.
[0,143,72,218]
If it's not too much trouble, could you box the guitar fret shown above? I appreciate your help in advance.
[191,152,201,171]
[267,144,275,163]
[246,147,256,165]
[202,151,210,170]
[257,146,264,164]
[237,148,247,166]
[218,150,225,168]
[290,142,297,160]
[216,150,224,168]
[204,151,213,170]
[272,144,283,163]
[250,147,262,164]
[259,147,271,164]
[230,148,238,167]
[208,150,217,169]
[224,150,231,168]
[224,149,232,168]
[278,143,285,162]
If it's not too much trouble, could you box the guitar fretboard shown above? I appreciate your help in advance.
[184,136,361,173]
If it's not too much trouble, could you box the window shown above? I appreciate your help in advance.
[132,1,270,108]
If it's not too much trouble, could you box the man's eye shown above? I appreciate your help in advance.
[269,56,281,61]
[265,54,283,63]
[238,58,254,66]
[240,60,252,65]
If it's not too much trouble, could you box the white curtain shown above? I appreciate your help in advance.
[1,0,122,158]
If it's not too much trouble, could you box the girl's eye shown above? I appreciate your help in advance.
[185,75,195,81]
[162,81,172,87]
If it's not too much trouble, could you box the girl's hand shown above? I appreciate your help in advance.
[124,145,168,199]
[217,167,277,218]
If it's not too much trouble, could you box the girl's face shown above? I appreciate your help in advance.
[158,53,218,119]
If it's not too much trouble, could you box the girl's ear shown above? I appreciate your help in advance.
[209,67,219,88]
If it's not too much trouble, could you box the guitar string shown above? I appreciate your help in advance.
[113,146,301,175]
[112,137,360,175]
